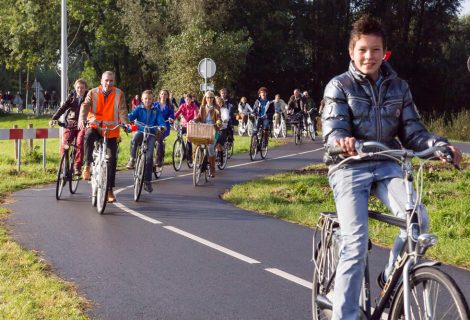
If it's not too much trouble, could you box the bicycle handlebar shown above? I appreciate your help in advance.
[326,140,456,167]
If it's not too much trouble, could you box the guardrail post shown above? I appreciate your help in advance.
[17,136,21,173]
[28,123,34,152]
[43,138,46,170]
[13,125,19,160]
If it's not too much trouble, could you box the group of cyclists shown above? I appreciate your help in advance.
[49,68,320,202]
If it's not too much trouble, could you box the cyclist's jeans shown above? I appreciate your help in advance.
[328,161,428,320]
[130,131,156,182]
[181,127,192,157]
[61,127,85,168]
[156,128,169,167]
[84,128,118,188]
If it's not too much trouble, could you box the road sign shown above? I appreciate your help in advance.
[198,58,216,78]
[200,83,215,92]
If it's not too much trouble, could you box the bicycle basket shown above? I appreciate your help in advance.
[187,122,215,145]
[289,113,303,124]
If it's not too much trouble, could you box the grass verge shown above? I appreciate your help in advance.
[223,158,470,269]
[0,112,284,317]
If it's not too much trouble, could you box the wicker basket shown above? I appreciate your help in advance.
[187,122,215,145]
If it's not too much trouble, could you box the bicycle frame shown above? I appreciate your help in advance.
[321,141,458,320]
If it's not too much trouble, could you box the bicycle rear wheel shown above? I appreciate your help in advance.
[172,138,183,171]
[69,148,80,194]
[389,266,470,320]
[193,146,203,186]
[133,154,145,201]
[56,153,68,200]
[249,134,258,161]
[96,161,108,214]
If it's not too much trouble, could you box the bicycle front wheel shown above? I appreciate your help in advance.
[312,235,340,320]
[56,153,68,200]
[227,141,234,159]
[172,138,183,171]
[96,161,108,214]
[308,121,316,141]
[133,154,145,201]
[249,134,258,161]
[260,134,268,159]
[193,146,203,186]
[294,125,301,145]
[153,141,162,179]
[217,147,228,170]
[389,266,470,320]
[281,118,287,138]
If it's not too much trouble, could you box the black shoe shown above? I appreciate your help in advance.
[377,271,386,289]
[143,181,153,193]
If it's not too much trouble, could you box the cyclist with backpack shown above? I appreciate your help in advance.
[252,87,275,145]
[49,79,88,175]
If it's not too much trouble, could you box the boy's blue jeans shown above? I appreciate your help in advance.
[130,131,156,182]
[328,160,428,320]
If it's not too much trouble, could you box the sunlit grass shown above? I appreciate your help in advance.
[223,159,470,269]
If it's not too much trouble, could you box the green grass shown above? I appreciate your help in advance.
[0,112,285,317]
[223,159,470,269]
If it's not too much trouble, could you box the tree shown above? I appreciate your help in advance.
[159,26,253,99]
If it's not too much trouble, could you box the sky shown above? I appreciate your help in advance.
[461,0,470,16]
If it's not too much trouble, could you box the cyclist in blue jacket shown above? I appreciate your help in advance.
[126,90,167,193]
[153,89,175,169]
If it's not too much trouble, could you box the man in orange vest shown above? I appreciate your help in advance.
[78,71,130,203]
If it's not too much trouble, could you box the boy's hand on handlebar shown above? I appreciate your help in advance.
[49,120,56,128]
[78,120,86,130]
[335,137,358,157]
[443,145,462,169]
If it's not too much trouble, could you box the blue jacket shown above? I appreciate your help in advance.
[153,101,174,138]
[128,104,166,134]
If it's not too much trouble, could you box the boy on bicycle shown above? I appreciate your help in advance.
[126,90,167,193]
[252,87,274,145]
[49,79,88,175]
[321,14,461,319]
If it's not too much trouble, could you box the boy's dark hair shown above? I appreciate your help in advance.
[349,14,386,51]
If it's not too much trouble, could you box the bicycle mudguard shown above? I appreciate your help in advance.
[412,261,441,270]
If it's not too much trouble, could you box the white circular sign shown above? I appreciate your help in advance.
[198,58,216,78]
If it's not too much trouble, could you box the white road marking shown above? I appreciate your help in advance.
[113,202,162,224]
[110,146,323,289]
[265,268,312,289]
[163,226,261,264]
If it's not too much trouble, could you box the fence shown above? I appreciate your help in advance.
[0,127,60,172]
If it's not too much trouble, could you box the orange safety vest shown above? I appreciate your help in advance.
[87,86,122,138]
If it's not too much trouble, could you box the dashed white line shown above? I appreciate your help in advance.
[111,146,322,289]
[265,268,312,289]
[113,202,162,224]
[163,225,261,264]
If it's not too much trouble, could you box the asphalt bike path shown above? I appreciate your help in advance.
[7,140,470,319]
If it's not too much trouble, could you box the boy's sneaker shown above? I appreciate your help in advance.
[126,158,135,169]
[144,181,153,193]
